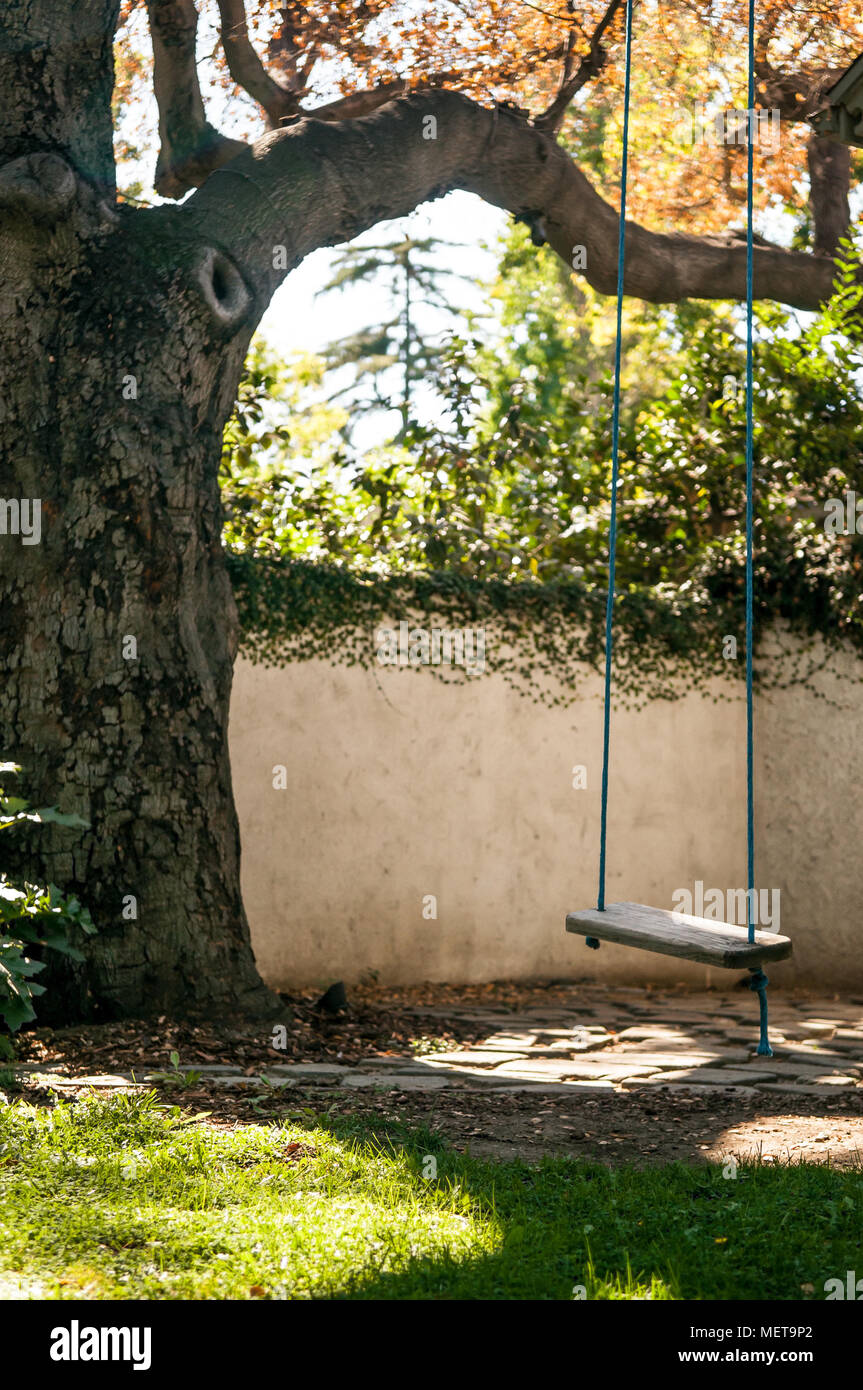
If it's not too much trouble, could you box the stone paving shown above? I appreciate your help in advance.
[12,986,863,1099]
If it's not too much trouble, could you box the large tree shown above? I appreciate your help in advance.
[1,0,860,1019]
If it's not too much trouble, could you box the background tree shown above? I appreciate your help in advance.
[1,0,862,1020]
[226,225,863,599]
[319,227,473,438]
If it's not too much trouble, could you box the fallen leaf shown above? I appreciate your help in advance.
[281,1142,318,1163]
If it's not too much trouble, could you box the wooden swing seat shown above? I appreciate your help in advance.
[565,901,792,969]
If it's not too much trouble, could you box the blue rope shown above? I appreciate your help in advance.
[587,0,773,1060]
[749,969,772,1056]
[592,0,634,947]
[745,0,772,1058]
[745,0,755,948]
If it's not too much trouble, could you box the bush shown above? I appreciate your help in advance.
[0,763,95,1035]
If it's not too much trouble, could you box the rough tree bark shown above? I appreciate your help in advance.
[0,0,854,1019]
[0,0,274,1018]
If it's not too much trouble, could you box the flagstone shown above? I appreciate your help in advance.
[629,1067,777,1085]
[496,1081,615,1093]
[605,1051,738,1068]
[187,1064,243,1074]
[422,1050,529,1068]
[209,1076,296,1088]
[362,1058,440,1073]
[264,1063,349,1078]
[615,1027,691,1041]
[340,1073,451,1090]
[35,1072,134,1088]
[495,1061,662,1082]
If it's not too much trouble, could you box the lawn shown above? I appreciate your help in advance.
[0,1090,860,1300]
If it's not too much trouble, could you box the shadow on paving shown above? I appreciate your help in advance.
[14,982,863,1167]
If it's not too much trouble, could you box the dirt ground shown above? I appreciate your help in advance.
[11,980,863,1168]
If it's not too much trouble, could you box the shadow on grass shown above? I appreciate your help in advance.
[277,1108,863,1301]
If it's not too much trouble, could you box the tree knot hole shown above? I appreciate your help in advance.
[196,248,251,327]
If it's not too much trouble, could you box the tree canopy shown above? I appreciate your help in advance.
[104,1,863,315]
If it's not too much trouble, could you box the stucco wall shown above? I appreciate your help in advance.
[229,638,863,990]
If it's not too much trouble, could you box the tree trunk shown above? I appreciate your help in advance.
[1,204,278,1019]
[0,0,277,1019]
[807,132,852,256]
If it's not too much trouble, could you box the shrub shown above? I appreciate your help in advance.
[0,763,95,1035]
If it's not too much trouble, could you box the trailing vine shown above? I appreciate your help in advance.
[227,553,859,709]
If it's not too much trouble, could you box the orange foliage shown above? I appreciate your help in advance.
[115,0,863,233]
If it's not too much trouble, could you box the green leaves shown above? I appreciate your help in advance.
[0,875,95,1031]
[0,939,47,1031]
[0,766,95,1034]
[223,224,863,707]
[1,781,91,834]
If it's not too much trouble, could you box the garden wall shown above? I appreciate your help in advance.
[229,637,863,991]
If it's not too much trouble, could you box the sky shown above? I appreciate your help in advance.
[257,193,509,449]
[259,194,506,359]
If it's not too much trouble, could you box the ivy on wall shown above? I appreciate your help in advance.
[227,554,852,708]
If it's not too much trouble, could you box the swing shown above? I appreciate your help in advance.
[565,0,792,1057]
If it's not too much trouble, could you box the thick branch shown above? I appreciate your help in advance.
[181,92,843,326]
[157,0,456,186]
[753,59,852,255]
[0,0,120,195]
[755,59,845,122]
[309,77,459,123]
[147,0,245,198]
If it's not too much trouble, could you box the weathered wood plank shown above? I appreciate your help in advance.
[565,901,793,969]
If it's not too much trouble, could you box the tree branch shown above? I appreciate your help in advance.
[307,77,459,123]
[148,0,460,195]
[180,91,844,326]
[0,0,120,196]
[147,0,246,198]
[753,58,853,255]
[534,0,627,133]
[755,58,845,123]
[216,0,298,127]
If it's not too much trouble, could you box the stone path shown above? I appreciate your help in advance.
[12,987,863,1099]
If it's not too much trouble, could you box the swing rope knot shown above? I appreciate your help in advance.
[747,967,773,1056]
[585,936,601,950]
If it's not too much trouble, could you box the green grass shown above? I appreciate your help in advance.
[0,1091,860,1300]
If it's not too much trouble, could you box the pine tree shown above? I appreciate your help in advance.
[319,226,473,439]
